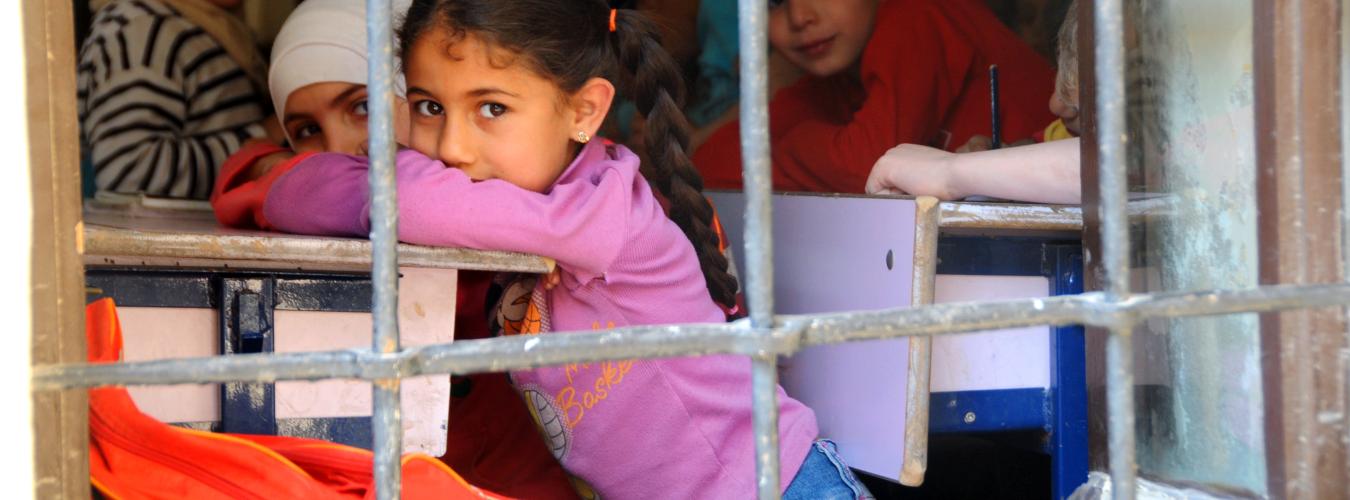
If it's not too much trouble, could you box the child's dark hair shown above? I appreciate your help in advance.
[398,0,739,308]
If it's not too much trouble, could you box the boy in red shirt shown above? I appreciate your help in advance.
[692,0,1056,193]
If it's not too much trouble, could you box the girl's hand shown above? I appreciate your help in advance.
[246,148,295,181]
[956,134,992,153]
[542,267,562,290]
[865,143,964,200]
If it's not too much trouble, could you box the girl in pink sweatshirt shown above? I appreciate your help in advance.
[262,1,872,498]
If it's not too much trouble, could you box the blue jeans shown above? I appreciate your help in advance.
[783,440,874,500]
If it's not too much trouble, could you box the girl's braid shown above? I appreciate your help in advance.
[611,10,739,308]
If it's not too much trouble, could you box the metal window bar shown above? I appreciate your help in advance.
[736,0,780,497]
[1092,0,1137,497]
[27,1,1349,499]
[365,0,402,497]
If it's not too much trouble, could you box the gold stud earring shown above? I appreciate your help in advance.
[575,131,591,144]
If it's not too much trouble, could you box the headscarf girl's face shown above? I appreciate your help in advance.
[403,30,611,193]
[283,82,411,155]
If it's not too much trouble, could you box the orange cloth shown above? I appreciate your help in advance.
[85,298,510,500]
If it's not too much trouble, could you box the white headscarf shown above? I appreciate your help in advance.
[268,0,412,141]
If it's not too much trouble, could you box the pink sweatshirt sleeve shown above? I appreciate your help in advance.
[262,149,630,277]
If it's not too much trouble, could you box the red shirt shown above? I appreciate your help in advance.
[692,0,1056,193]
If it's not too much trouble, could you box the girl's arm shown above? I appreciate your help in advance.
[263,149,630,277]
[865,138,1081,205]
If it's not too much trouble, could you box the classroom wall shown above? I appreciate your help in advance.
[1125,0,1265,495]
[242,0,300,51]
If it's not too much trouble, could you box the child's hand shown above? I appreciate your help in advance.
[542,267,562,290]
[247,149,296,181]
[865,144,963,200]
[957,134,1034,153]
[956,135,992,153]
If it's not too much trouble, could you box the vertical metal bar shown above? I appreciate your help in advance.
[751,355,781,499]
[900,197,939,486]
[738,0,772,326]
[366,0,402,498]
[1094,0,1129,302]
[1093,0,1136,497]
[1104,324,1135,499]
[738,0,779,497]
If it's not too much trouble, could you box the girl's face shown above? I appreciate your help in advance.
[283,82,411,155]
[768,0,881,78]
[405,31,606,193]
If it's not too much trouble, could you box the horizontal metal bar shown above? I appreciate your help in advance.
[33,282,1350,391]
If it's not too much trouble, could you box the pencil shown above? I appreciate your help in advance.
[990,64,1001,150]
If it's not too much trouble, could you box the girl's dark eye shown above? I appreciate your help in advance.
[293,123,321,140]
[478,102,507,119]
[352,99,369,116]
[768,0,785,8]
[414,100,443,117]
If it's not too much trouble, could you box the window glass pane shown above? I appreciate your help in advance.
[1124,0,1265,494]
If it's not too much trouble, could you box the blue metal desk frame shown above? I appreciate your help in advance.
[930,236,1088,499]
[86,268,382,449]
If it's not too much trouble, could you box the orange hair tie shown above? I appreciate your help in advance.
[609,8,617,32]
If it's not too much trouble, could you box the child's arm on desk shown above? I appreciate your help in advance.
[865,138,1081,205]
[264,149,630,279]
[210,140,313,229]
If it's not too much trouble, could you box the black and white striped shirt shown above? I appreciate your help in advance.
[78,0,267,200]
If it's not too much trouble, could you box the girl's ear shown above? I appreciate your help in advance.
[569,77,616,139]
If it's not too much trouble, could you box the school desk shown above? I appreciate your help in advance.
[707,191,1089,500]
[81,196,549,456]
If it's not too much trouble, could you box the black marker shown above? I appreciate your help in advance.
[990,64,1001,150]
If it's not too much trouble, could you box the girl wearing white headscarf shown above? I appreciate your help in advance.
[211,0,410,229]
[268,0,412,153]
